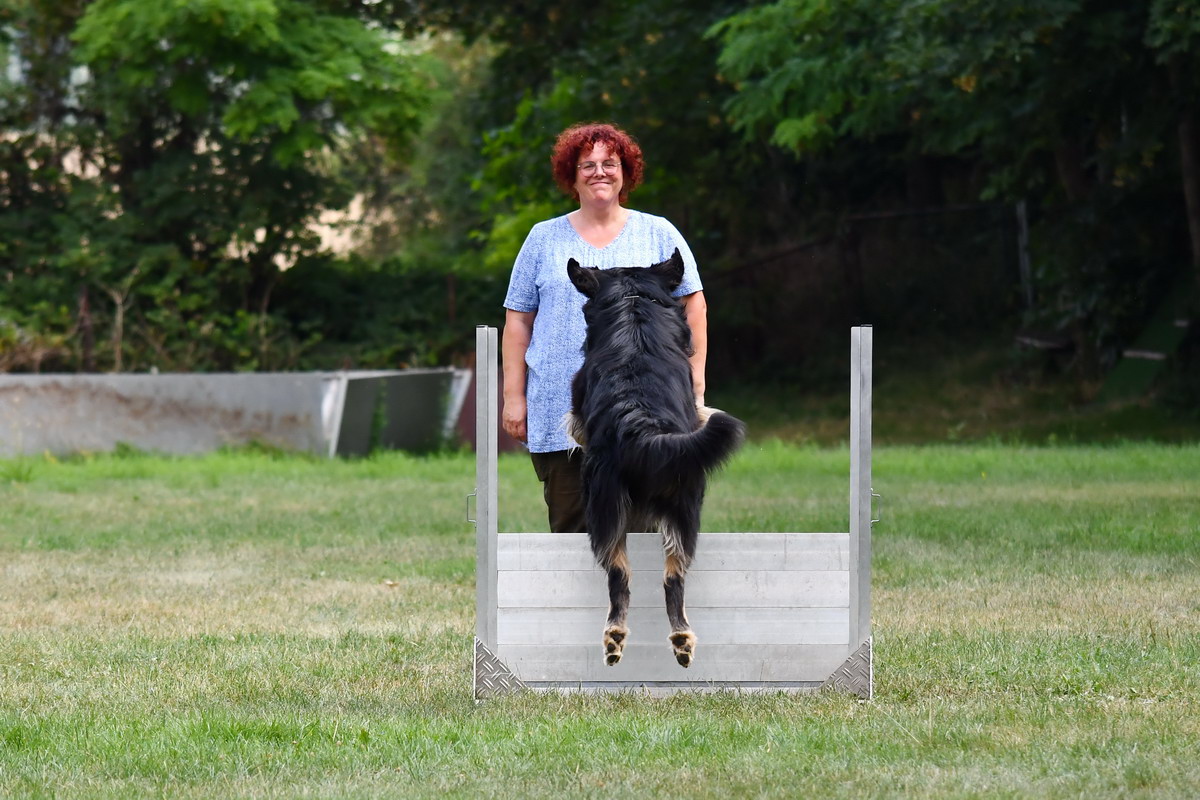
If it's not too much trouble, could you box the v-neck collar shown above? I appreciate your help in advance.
[565,209,633,251]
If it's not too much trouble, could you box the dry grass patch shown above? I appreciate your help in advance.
[0,547,471,638]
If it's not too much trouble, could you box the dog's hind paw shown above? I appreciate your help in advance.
[603,625,628,666]
[669,630,696,668]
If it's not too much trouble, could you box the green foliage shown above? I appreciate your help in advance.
[461,0,803,271]
[712,0,1200,370]
[0,0,428,372]
[74,0,425,163]
[332,33,496,277]
[272,253,507,369]
[1147,0,1200,62]
[477,197,562,275]
[710,0,901,153]
[711,0,1148,192]
[4,0,1199,389]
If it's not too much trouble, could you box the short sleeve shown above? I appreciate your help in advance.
[660,219,703,297]
[503,225,543,312]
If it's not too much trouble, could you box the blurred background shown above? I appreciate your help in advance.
[2,0,1198,444]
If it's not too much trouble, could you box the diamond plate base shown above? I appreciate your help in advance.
[474,638,525,700]
[821,637,873,700]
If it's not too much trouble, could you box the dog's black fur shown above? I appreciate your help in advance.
[567,248,746,667]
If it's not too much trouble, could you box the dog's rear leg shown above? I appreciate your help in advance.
[600,539,631,666]
[586,467,631,666]
[664,551,696,667]
[662,520,698,667]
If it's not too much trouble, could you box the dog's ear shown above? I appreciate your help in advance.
[647,248,684,291]
[567,258,600,297]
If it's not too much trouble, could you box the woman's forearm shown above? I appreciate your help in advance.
[683,291,708,403]
[501,309,536,441]
[502,310,534,399]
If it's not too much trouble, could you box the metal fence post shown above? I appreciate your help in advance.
[474,326,499,650]
[849,326,873,651]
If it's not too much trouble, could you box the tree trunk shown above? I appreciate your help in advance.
[1178,112,1200,286]
[77,285,95,372]
[105,286,127,373]
[1053,138,1091,202]
[1168,57,1200,296]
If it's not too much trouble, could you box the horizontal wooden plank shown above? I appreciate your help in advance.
[497,532,849,572]
[498,643,852,683]
[496,569,849,609]
[497,606,850,646]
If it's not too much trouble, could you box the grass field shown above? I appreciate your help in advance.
[1,442,1198,798]
[722,333,1200,446]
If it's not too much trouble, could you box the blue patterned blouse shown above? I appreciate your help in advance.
[502,210,703,453]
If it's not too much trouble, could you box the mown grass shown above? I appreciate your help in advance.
[1,443,1197,798]
[719,332,1200,446]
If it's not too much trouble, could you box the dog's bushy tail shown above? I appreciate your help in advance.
[634,411,746,477]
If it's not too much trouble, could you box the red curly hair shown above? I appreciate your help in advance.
[551,122,644,203]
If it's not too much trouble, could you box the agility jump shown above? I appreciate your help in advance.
[472,325,874,698]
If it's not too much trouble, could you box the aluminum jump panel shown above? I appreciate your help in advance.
[472,326,873,699]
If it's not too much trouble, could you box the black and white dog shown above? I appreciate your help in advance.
[566,249,746,668]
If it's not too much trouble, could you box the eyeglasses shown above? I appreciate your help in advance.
[577,160,621,176]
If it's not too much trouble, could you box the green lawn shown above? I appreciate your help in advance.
[1,443,1197,798]
[719,333,1200,446]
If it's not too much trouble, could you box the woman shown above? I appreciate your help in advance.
[502,122,709,533]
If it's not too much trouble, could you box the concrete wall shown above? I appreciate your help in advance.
[0,368,471,458]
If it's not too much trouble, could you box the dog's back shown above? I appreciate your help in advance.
[567,250,745,558]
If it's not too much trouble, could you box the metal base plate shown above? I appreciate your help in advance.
[474,638,526,700]
[474,637,872,700]
[821,637,873,700]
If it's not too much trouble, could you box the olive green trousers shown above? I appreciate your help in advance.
[528,449,586,534]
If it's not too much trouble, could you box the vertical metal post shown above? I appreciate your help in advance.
[474,326,499,649]
[323,374,349,458]
[848,326,873,649]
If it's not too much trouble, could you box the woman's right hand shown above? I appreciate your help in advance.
[502,395,528,442]
[501,309,535,444]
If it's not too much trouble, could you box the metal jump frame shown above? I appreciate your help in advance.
[471,325,874,698]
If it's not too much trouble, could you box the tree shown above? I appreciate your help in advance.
[0,0,428,371]
[367,0,814,275]
[711,0,1200,365]
[1148,0,1200,279]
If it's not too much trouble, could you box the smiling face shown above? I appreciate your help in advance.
[573,142,624,208]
